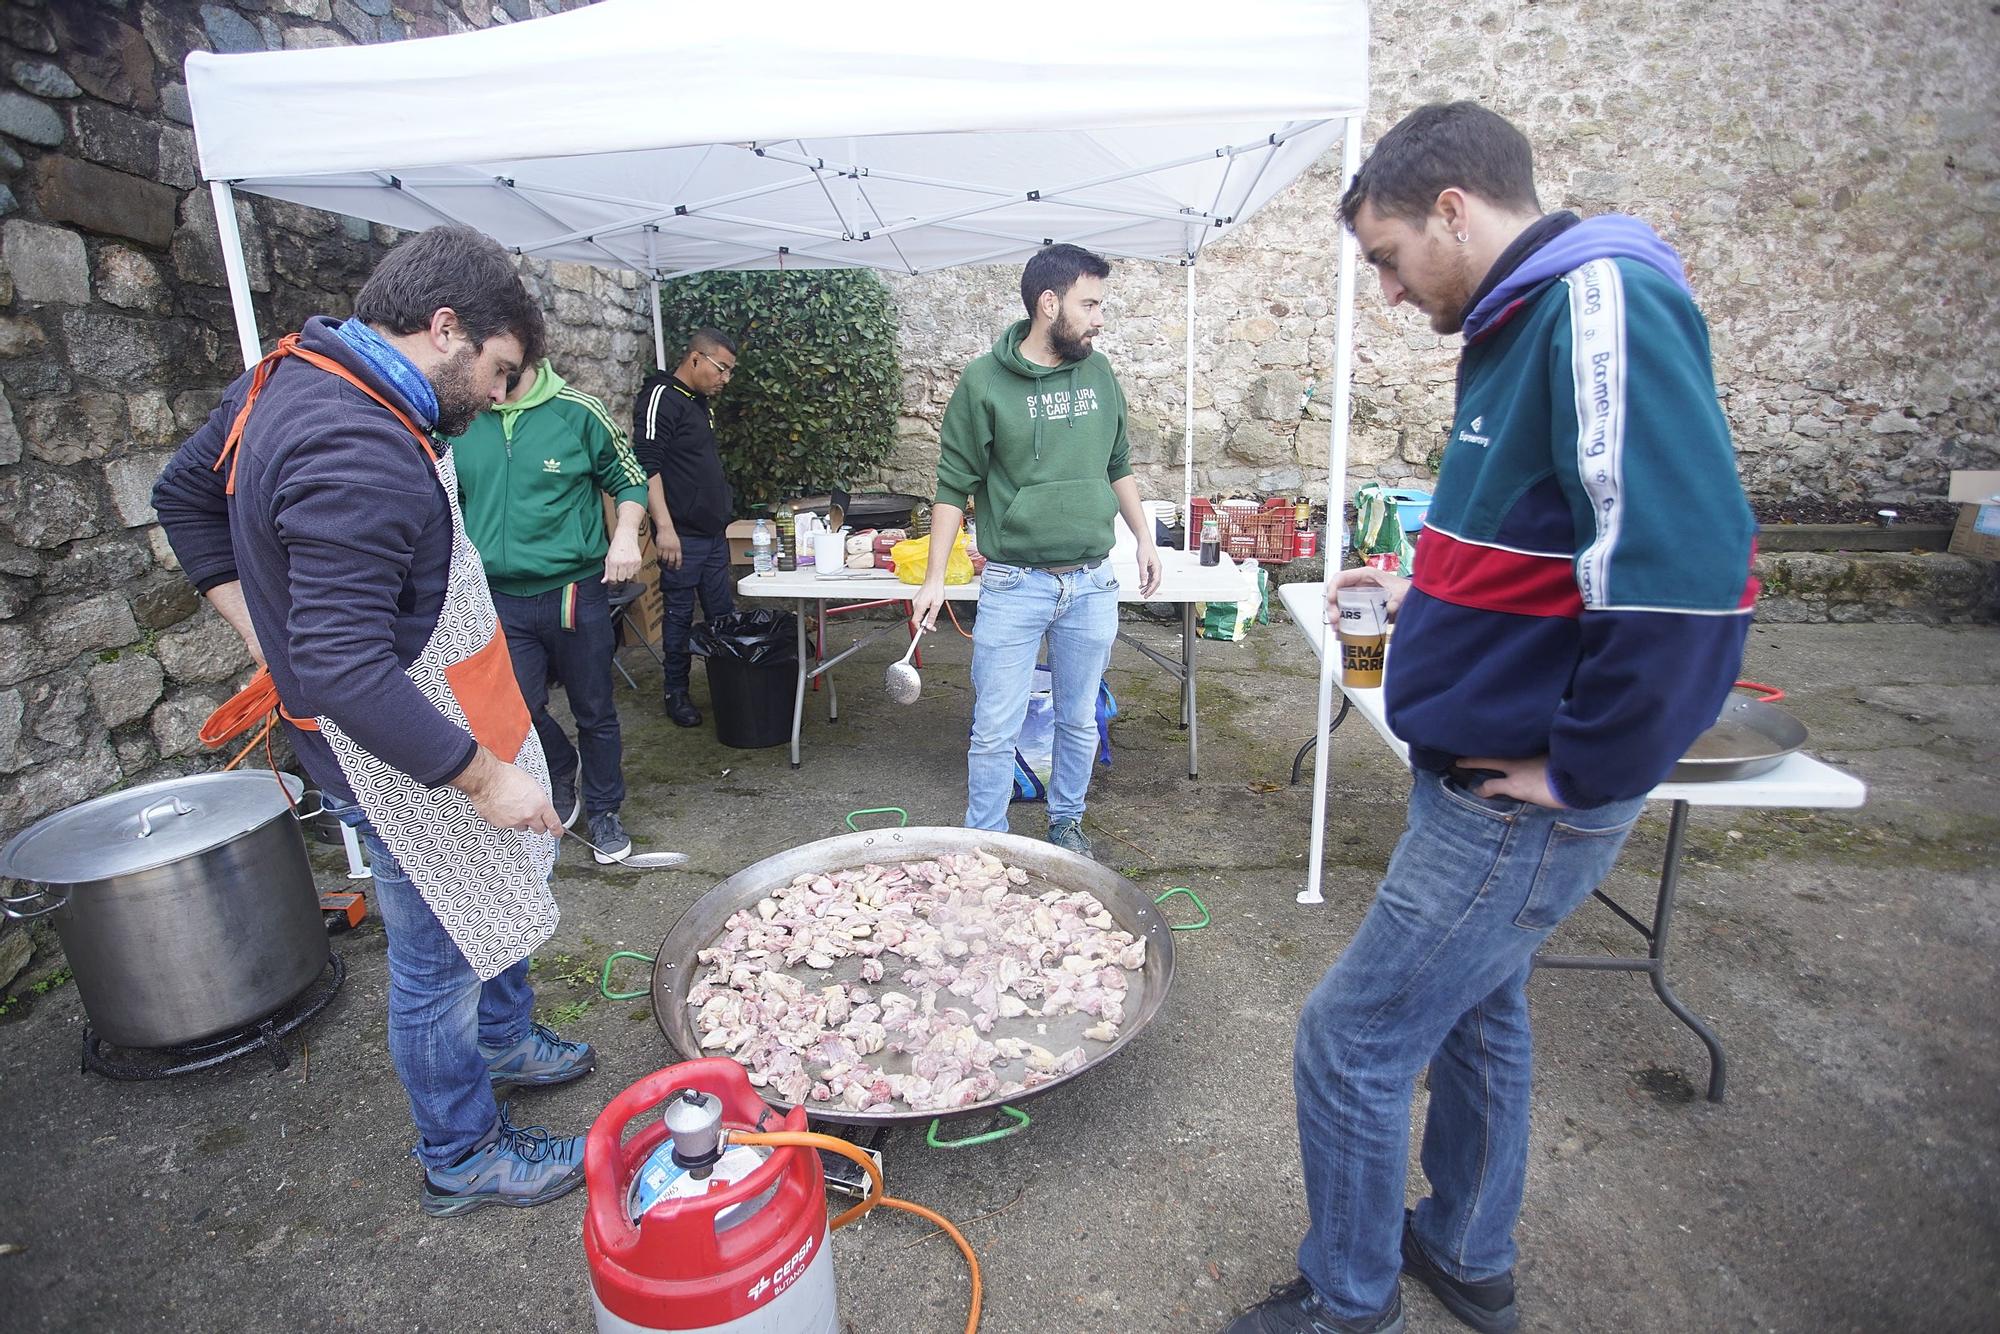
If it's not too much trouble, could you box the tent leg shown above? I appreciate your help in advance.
[1182,262,1196,551]
[1301,117,1365,908]
[210,181,263,371]
[649,278,666,370]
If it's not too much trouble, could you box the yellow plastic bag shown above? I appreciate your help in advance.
[891,532,975,585]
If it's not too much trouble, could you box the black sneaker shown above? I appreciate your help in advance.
[1401,1211,1518,1333]
[1221,1277,1403,1334]
[588,809,633,865]
[550,776,581,829]
[663,692,701,728]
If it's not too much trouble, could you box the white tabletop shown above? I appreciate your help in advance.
[1276,580,1866,811]
[738,546,1261,605]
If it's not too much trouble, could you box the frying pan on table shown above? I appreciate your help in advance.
[1669,682,1808,783]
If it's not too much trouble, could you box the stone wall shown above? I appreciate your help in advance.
[872,0,2000,509]
[0,0,645,847]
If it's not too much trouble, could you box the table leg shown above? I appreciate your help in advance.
[789,598,807,769]
[1182,601,1198,777]
[1648,800,1727,1101]
[1288,696,1352,785]
[821,597,839,722]
[1533,800,1725,1102]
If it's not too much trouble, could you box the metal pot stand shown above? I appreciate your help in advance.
[80,951,347,1081]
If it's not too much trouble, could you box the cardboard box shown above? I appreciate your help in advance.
[1947,471,2000,561]
[726,518,758,567]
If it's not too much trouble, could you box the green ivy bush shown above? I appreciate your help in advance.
[654,269,901,511]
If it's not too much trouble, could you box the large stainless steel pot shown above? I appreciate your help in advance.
[1,771,328,1048]
[643,825,1177,1129]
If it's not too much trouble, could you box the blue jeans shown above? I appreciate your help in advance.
[327,794,535,1169]
[1294,769,1645,1318]
[965,560,1119,831]
[492,579,624,817]
[660,531,736,696]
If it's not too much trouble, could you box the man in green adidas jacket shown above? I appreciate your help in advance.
[452,359,649,863]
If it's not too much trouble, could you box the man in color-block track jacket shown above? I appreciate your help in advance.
[1384,208,1757,807]
[1225,103,1757,1334]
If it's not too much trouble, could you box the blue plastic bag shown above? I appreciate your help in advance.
[1008,665,1117,803]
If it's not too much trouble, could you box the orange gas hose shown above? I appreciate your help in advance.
[728,1129,982,1334]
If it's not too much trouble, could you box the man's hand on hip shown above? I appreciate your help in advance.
[1327,565,1412,624]
[604,529,643,584]
[450,748,562,833]
[1136,544,1162,598]
[1458,754,1565,810]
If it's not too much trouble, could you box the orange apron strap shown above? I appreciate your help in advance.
[214,333,301,495]
[212,330,440,496]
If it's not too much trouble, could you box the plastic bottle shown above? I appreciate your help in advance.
[752,518,775,577]
[1199,516,1221,566]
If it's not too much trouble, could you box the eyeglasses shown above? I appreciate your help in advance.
[696,349,736,379]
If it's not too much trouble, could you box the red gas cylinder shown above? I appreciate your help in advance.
[585,1058,838,1333]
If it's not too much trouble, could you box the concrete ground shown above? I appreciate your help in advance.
[1,612,1995,1333]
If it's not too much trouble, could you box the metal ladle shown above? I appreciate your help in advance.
[884,628,925,704]
[562,824,689,870]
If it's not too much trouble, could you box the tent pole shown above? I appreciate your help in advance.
[210,181,262,370]
[1300,115,1364,908]
[650,281,666,370]
[645,228,665,369]
[1182,262,1196,552]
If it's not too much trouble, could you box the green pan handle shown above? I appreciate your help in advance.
[926,1105,1031,1149]
[845,807,909,832]
[1155,886,1211,931]
[600,950,655,1001]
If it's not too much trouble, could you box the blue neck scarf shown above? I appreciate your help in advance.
[333,318,441,430]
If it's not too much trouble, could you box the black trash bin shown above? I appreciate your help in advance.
[692,610,798,749]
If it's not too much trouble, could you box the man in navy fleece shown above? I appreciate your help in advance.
[153,227,597,1217]
[1224,104,1755,1334]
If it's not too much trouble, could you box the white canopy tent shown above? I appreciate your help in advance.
[185,0,1369,903]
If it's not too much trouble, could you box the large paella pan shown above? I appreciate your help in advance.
[614,822,1191,1134]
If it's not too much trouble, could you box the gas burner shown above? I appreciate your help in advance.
[80,952,347,1081]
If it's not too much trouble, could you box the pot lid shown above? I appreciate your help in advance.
[0,770,306,885]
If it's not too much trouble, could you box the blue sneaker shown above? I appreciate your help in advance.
[480,1022,594,1090]
[1048,818,1094,858]
[420,1109,586,1217]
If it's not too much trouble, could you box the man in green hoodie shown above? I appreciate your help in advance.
[912,244,1162,856]
[452,359,650,863]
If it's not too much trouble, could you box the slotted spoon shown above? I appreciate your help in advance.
[884,629,925,704]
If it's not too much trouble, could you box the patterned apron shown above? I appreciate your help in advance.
[216,335,559,980]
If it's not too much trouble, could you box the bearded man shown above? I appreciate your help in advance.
[911,243,1162,856]
[153,225,595,1217]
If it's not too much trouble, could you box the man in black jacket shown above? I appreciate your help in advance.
[632,328,739,727]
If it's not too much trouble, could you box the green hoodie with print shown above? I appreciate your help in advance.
[451,362,649,597]
[933,320,1132,567]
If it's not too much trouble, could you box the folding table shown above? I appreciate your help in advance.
[1277,580,1867,1101]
